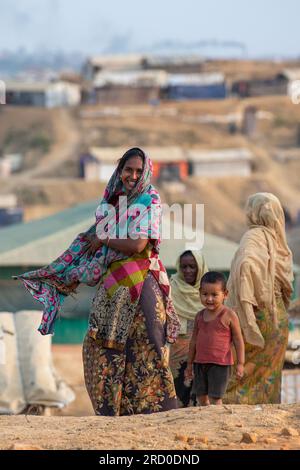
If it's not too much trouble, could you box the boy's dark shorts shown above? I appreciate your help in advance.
[193,363,232,399]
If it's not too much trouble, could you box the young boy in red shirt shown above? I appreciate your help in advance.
[185,271,245,405]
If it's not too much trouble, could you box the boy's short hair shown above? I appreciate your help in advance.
[200,271,227,291]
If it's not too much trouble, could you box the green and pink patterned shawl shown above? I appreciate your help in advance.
[15,153,168,336]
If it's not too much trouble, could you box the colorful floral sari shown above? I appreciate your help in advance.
[83,272,178,415]
[224,297,289,404]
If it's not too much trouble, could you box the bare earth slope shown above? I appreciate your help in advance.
[1,95,300,242]
[1,405,300,450]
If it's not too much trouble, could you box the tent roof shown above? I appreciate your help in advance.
[90,146,185,164]
[167,72,225,86]
[278,69,300,81]
[0,200,236,270]
[159,218,239,271]
[94,70,168,88]
[0,200,96,266]
[187,148,253,163]
[0,200,299,274]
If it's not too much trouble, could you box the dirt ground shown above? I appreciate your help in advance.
[1,345,299,451]
[1,404,299,450]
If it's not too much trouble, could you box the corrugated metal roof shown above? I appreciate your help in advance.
[187,148,253,163]
[89,147,122,164]
[5,81,51,92]
[87,54,204,70]
[0,200,97,262]
[5,80,80,93]
[0,194,18,208]
[87,54,144,69]
[144,55,204,67]
[279,69,300,81]
[94,70,168,88]
[145,147,185,163]
[90,146,185,163]
[167,73,225,86]
[159,217,238,271]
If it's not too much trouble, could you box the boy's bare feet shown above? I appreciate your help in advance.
[198,395,210,406]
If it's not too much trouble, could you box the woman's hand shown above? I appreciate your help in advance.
[81,234,103,257]
[236,363,244,380]
[184,363,194,380]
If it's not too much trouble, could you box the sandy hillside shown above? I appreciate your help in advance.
[1,93,300,255]
[2,96,300,228]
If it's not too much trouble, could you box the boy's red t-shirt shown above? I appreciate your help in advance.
[194,307,234,366]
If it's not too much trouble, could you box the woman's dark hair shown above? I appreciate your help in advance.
[117,147,145,173]
[179,250,194,260]
[200,271,227,291]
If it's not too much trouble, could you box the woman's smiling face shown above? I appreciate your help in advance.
[120,156,143,193]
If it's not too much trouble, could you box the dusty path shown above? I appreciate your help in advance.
[1,404,300,450]
[0,108,81,194]
[23,108,80,179]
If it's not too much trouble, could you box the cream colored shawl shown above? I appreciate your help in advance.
[227,193,293,348]
[170,250,208,333]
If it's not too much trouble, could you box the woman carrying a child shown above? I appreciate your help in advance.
[225,193,294,404]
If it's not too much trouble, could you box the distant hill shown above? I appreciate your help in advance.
[0,91,299,261]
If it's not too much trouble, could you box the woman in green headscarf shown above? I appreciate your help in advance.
[170,250,208,406]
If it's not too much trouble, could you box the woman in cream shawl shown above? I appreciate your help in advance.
[225,193,293,404]
[170,250,208,406]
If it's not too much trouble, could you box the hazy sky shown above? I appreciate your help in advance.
[1,0,299,57]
